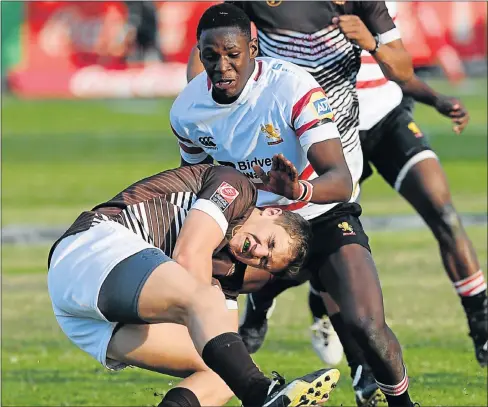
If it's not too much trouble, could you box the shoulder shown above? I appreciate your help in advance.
[259,58,318,95]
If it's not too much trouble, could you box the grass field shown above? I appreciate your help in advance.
[2,78,487,406]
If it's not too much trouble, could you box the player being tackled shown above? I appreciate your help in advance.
[47,163,339,407]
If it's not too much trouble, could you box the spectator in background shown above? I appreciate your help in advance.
[124,1,163,63]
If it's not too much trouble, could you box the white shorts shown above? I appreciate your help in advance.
[47,221,154,370]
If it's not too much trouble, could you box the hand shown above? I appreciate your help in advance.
[434,95,470,134]
[253,154,302,200]
[332,15,376,51]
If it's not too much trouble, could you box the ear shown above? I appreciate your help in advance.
[249,37,259,59]
[262,207,283,217]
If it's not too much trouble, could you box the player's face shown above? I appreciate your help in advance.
[228,208,294,273]
[199,27,258,104]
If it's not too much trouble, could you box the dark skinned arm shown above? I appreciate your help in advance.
[400,75,470,134]
[254,138,353,205]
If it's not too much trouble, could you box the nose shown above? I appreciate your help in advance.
[216,56,231,73]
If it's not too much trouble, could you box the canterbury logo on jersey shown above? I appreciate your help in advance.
[198,136,217,149]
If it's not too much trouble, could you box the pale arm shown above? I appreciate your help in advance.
[172,208,225,284]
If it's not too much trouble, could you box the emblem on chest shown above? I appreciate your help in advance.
[261,124,284,145]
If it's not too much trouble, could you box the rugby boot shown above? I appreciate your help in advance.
[467,297,488,366]
[262,369,340,407]
[310,316,344,366]
[352,365,386,407]
[239,294,276,353]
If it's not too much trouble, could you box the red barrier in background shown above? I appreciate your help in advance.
[8,1,487,99]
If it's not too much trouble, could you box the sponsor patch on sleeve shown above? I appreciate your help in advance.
[309,91,334,120]
[210,182,240,212]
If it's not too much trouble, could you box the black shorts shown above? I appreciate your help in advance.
[305,203,371,286]
[359,101,436,190]
[97,248,171,324]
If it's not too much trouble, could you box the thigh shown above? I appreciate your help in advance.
[368,105,435,191]
[319,244,386,323]
[398,156,452,217]
[107,323,208,377]
[108,309,239,376]
[108,322,234,406]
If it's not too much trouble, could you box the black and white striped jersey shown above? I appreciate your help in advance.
[48,165,257,264]
[230,1,400,154]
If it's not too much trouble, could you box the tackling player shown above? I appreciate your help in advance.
[47,164,339,407]
[174,4,417,407]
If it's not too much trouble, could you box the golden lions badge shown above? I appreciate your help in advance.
[266,0,282,7]
[408,121,424,138]
[261,124,284,145]
[338,221,356,236]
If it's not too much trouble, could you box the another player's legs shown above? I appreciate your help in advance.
[319,244,414,407]
[365,104,487,367]
[397,157,487,366]
[313,290,385,407]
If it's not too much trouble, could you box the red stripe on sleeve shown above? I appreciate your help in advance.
[296,119,320,138]
[356,77,389,89]
[291,87,325,125]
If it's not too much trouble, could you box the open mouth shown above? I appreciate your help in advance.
[241,237,251,254]
[214,79,235,90]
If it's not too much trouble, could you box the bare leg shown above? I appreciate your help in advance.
[107,323,234,406]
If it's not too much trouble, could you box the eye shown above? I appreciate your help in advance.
[203,53,218,62]
[229,52,240,58]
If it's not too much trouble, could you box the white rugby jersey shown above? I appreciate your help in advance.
[170,57,362,220]
[358,2,403,131]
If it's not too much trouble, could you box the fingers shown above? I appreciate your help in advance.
[253,165,270,184]
[273,154,299,181]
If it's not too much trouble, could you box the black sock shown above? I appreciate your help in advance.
[308,288,328,321]
[461,291,487,315]
[329,313,368,378]
[158,387,201,407]
[202,332,270,406]
[384,392,413,407]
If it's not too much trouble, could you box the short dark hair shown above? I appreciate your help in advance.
[274,211,313,277]
[197,3,251,41]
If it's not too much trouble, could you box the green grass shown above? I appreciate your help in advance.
[2,227,487,406]
[2,78,487,225]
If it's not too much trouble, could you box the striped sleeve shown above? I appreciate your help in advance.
[169,110,210,165]
[288,74,341,151]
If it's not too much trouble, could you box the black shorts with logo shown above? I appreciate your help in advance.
[305,202,370,291]
[359,98,433,189]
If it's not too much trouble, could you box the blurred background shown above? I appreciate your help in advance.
[2,2,487,406]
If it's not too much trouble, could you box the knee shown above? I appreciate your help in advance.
[188,286,228,317]
[345,314,386,343]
